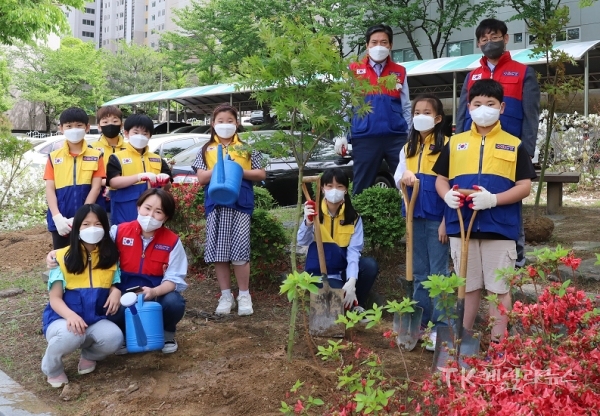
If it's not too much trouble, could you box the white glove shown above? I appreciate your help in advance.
[334,136,348,156]
[67,217,73,228]
[342,278,358,309]
[156,173,170,185]
[444,186,463,209]
[468,186,497,211]
[138,172,157,184]
[303,200,316,225]
[53,214,71,236]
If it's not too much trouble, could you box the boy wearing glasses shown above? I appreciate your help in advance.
[455,18,540,269]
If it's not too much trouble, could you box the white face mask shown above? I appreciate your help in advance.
[137,214,163,232]
[369,45,389,62]
[79,226,104,244]
[324,189,345,204]
[412,114,436,132]
[214,123,237,139]
[129,134,149,149]
[64,128,86,143]
[470,105,501,127]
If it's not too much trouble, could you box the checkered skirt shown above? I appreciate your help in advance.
[204,206,251,263]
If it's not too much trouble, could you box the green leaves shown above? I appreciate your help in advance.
[279,271,321,302]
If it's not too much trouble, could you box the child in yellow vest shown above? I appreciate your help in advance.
[192,104,266,316]
[106,114,172,225]
[393,94,449,350]
[41,204,123,388]
[44,107,105,249]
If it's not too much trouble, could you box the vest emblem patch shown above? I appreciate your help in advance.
[495,144,515,151]
[356,69,366,75]
[82,156,98,162]
[154,244,171,251]
[122,237,134,246]
[54,158,63,164]
[122,158,133,164]
[148,158,161,163]
[503,71,519,76]
[472,74,482,81]
[457,143,469,150]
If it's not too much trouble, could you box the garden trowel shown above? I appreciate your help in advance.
[302,176,345,338]
[394,180,424,351]
[433,189,481,371]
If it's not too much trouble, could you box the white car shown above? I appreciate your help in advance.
[146,133,211,159]
[24,135,102,168]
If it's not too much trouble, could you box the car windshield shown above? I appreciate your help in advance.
[173,142,203,165]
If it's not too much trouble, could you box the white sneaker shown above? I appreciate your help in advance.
[114,342,128,355]
[425,330,437,352]
[237,294,254,316]
[215,293,235,315]
[351,305,370,324]
[162,340,178,354]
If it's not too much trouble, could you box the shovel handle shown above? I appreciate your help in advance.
[456,207,478,300]
[401,180,420,285]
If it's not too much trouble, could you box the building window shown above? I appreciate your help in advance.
[391,48,416,63]
[85,7,95,14]
[514,33,523,43]
[82,31,94,38]
[82,19,94,26]
[145,32,148,38]
[151,42,155,48]
[447,40,474,57]
[120,12,123,17]
[556,27,580,41]
[145,18,148,24]
[145,5,148,10]
[152,1,156,6]
[152,15,155,21]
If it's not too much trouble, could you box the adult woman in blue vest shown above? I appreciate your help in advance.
[297,168,378,314]
[192,104,266,317]
[47,189,187,354]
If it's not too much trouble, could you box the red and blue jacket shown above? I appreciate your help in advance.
[349,57,409,140]
[462,53,527,139]
[115,220,179,290]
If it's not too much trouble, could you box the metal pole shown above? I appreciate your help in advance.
[452,72,457,135]
[230,93,233,106]
[167,100,170,133]
[584,51,589,117]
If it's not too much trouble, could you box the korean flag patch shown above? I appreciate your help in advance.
[53,158,63,165]
[122,158,133,164]
[122,237,134,246]
[457,143,469,151]
[356,69,366,75]
[472,74,482,81]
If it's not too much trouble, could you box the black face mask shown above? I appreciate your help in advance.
[101,124,121,138]
[481,40,505,60]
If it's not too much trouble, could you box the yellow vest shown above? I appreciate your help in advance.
[318,199,356,248]
[204,135,252,171]
[55,246,116,290]
[113,142,163,182]
[404,133,449,175]
[94,135,127,170]
[49,140,102,190]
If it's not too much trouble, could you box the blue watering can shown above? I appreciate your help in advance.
[208,144,243,206]
[120,292,164,353]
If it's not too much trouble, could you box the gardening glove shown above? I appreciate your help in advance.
[467,185,497,211]
[53,214,71,236]
[334,136,348,156]
[156,173,171,187]
[138,172,157,184]
[444,185,464,209]
[342,278,358,309]
[304,200,316,225]
[67,217,73,228]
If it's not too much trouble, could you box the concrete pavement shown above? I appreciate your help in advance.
[0,370,54,416]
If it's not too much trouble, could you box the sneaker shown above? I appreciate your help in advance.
[425,330,437,352]
[114,342,128,355]
[351,305,370,324]
[47,372,68,388]
[162,340,178,354]
[215,293,235,315]
[78,357,96,375]
[237,293,254,316]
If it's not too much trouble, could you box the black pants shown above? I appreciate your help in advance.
[51,231,70,250]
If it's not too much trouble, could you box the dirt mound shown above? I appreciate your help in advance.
[0,226,52,272]
[524,215,555,243]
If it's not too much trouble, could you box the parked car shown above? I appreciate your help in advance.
[153,122,191,135]
[170,125,198,134]
[250,110,264,125]
[170,135,394,206]
[147,133,211,159]
[24,135,102,168]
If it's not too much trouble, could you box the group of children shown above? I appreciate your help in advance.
[394,79,535,349]
[40,77,534,388]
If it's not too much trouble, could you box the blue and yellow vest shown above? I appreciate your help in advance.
[46,141,102,232]
[42,246,117,335]
[110,143,163,225]
[402,134,449,221]
[93,134,127,211]
[305,200,358,276]
[445,122,521,241]
[203,136,254,215]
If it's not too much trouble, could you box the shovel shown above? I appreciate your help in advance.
[393,180,424,351]
[433,189,481,371]
[302,176,346,338]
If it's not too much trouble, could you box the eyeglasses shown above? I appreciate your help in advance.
[479,36,504,45]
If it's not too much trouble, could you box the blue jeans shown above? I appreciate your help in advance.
[108,291,186,334]
[411,218,449,328]
[322,257,378,308]
[351,136,407,195]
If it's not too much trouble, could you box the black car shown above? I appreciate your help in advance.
[170,139,394,206]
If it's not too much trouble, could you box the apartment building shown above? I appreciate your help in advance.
[64,1,100,47]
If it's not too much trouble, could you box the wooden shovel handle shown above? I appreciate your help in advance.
[401,180,420,284]
[456,207,477,300]
[301,176,328,279]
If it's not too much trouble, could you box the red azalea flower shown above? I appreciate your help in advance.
[294,400,304,413]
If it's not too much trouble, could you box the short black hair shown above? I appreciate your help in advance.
[136,188,176,221]
[366,24,393,44]
[468,79,504,103]
[59,107,89,125]
[475,19,508,40]
[124,114,154,136]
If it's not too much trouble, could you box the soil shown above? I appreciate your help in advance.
[0,199,599,415]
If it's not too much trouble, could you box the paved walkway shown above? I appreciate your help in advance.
[0,370,54,416]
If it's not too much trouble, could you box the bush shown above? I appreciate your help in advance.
[352,186,405,251]
[253,186,276,209]
[250,208,289,289]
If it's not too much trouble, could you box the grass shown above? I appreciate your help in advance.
[269,205,301,242]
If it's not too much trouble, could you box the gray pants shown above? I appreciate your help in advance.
[41,319,123,377]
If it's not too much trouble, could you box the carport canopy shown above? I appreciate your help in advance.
[102,39,600,117]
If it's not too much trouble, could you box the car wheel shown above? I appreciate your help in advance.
[373,176,392,188]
